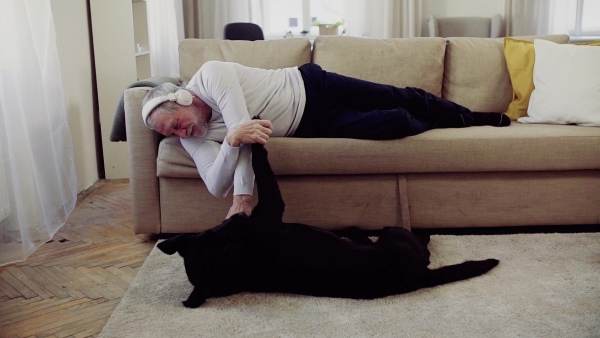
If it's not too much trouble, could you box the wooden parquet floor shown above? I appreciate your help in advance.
[0,179,156,338]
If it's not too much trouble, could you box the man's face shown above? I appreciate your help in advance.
[152,105,208,139]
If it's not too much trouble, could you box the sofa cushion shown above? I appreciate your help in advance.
[443,35,570,113]
[157,124,600,178]
[312,36,446,97]
[179,38,312,83]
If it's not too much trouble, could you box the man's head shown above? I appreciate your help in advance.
[142,83,211,138]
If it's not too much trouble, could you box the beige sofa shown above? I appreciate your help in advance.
[124,35,600,234]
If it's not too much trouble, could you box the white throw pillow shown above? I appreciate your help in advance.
[518,39,600,127]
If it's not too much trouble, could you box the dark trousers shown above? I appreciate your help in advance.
[294,63,472,139]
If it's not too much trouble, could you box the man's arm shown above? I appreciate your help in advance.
[181,138,244,198]
[181,125,271,217]
[181,120,272,196]
[189,62,272,217]
[226,120,273,146]
[225,120,272,218]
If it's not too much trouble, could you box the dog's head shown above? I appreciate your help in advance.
[157,212,250,295]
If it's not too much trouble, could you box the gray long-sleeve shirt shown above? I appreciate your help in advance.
[181,61,306,197]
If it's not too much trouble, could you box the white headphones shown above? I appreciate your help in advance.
[142,89,194,126]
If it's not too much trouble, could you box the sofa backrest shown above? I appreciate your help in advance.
[443,34,569,112]
[312,36,447,97]
[179,38,312,83]
[178,34,570,113]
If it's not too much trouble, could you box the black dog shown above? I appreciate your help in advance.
[158,143,499,308]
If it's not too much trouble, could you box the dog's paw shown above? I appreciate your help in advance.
[182,297,206,308]
[157,237,180,255]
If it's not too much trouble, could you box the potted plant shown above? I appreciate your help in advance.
[312,19,344,36]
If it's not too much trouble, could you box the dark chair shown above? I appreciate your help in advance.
[224,22,265,41]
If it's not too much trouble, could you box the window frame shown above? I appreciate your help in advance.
[261,0,345,40]
[572,0,600,36]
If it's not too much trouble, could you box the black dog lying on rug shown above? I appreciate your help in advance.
[158,143,499,308]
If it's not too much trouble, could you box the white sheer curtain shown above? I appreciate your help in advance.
[0,1,77,266]
[505,0,586,37]
[212,0,264,37]
[147,0,185,78]
[182,0,264,39]
[343,0,422,38]
[182,0,420,40]
[505,0,552,36]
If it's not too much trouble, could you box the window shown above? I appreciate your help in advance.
[262,0,345,38]
[577,0,600,35]
[551,0,600,38]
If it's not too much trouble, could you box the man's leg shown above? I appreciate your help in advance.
[298,64,509,130]
[306,64,471,125]
[316,106,432,140]
[320,69,511,128]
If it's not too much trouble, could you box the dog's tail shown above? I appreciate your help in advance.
[423,259,499,288]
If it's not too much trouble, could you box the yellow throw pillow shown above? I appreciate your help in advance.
[503,38,535,120]
[574,40,600,46]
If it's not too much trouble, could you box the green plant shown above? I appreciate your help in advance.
[312,19,344,28]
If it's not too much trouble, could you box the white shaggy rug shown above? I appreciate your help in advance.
[100,233,600,338]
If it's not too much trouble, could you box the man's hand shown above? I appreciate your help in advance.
[225,120,273,147]
[226,194,252,219]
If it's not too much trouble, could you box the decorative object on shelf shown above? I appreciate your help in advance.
[313,19,344,36]
[283,31,293,38]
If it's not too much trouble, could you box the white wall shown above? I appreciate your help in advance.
[90,0,138,180]
[51,0,99,193]
[422,0,506,36]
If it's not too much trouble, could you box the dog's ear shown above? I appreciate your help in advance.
[157,234,189,255]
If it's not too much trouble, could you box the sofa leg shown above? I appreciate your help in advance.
[397,174,411,230]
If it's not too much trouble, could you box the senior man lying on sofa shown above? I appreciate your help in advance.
[122,35,600,235]
[140,60,510,220]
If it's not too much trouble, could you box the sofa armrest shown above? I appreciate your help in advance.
[124,87,162,234]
